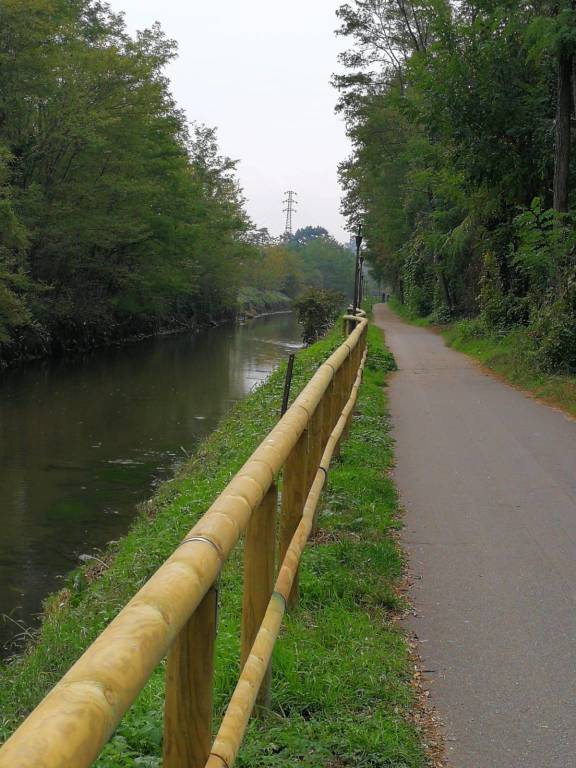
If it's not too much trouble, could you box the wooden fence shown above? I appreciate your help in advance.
[0,313,368,768]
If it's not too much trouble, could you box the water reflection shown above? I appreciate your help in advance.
[0,313,302,652]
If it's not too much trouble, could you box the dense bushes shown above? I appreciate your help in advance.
[293,289,344,344]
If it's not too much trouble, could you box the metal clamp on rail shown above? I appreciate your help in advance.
[178,535,222,557]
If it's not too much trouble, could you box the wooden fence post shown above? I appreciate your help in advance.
[307,402,325,535]
[332,363,345,459]
[321,377,336,450]
[342,352,353,442]
[307,403,324,491]
[279,429,308,608]
[163,585,217,768]
[241,483,277,710]
[354,337,362,377]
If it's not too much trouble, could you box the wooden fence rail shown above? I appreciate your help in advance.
[0,314,368,768]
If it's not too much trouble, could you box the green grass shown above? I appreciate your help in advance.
[0,324,423,768]
[237,286,291,315]
[444,320,576,418]
[387,298,432,328]
[388,298,576,418]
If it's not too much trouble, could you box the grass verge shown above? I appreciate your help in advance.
[444,322,576,418]
[0,324,424,767]
[387,298,576,418]
[387,298,432,328]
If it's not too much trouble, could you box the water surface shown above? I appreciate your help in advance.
[0,313,301,652]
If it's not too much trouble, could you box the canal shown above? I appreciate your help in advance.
[0,312,302,653]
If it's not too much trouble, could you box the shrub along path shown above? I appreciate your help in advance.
[375,302,576,768]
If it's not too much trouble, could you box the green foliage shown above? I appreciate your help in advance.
[530,268,576,372]
[240,227,355,306]
[478,251,510,331]
[387,296,432,327]
[287,226,329,248]
[0,0,253,360]
[508,199,576,367]
[400,248,433,317]
[431,277,452,324]
[445,319,576,416]
[0,145,33,342]
[336,0,576,371]
[511,199,576,293]
[0,269,33,343]
[512,200,558,290]
[236,287,291,316]
[526,4,576,61]
[294,236,355,298]
[240,245,302,298]
[293,289,344,344]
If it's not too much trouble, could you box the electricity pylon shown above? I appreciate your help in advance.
[282,190,298,237]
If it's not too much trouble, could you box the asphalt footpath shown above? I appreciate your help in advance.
[374,303,576,767]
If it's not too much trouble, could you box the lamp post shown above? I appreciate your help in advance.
[352,224,363,314]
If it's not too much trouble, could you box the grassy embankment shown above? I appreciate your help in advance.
[0,323,424,768]
[387,298,432,329]
[444,322,576,417]
[388,297,576,418]
[237,287,292,317]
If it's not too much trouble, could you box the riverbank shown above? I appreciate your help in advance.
[0,315,201,370]
[0,312,302,653]
[0,289,293,370]
[388,298,576,418]
[237,287,292,318]
[0,322,424,767]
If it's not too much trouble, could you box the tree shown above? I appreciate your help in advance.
[0,0,254,360]
[293,289,344,344]
[334,0,434,103]
[335,0,576,366]
[526,1,576,212]
[288,226,329,248]
[0,145,33,343]
[296,237,356,298]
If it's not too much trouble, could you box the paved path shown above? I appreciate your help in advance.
[374,303,576,768]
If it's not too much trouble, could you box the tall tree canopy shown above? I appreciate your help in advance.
[336,0,576,368]
[0,0,251,361]
[239,226,355,300]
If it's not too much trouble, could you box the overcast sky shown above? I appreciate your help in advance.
[114,0,351,243]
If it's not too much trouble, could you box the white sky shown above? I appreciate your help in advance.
[114,0,351,242]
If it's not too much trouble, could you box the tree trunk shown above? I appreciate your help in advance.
[572,56,576,120]
[553,52,573,213]
[440,270,453,312]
